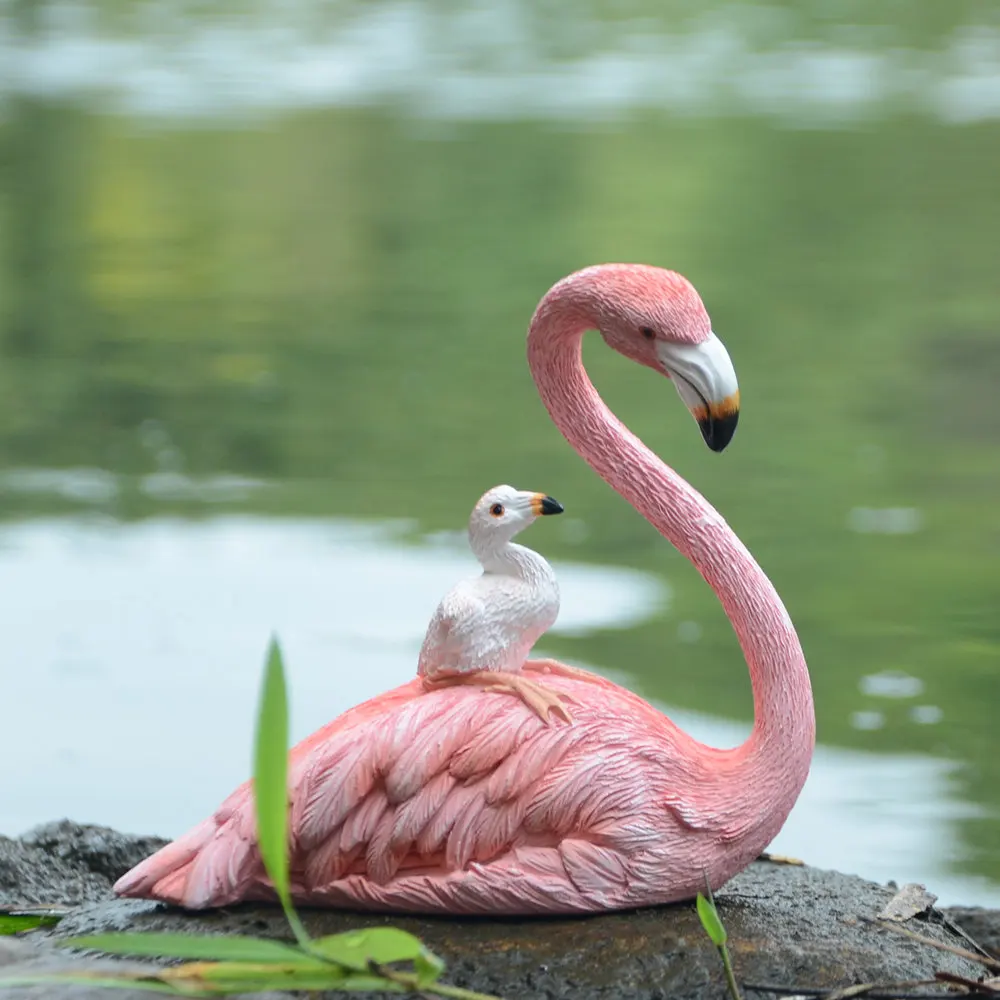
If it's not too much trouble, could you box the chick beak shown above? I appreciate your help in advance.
[531,494,564,516]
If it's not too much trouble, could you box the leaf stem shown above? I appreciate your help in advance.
[372,963,503,1000]
[699,875,742,1000]
[280,905,311,952]
[719,944,741,1000]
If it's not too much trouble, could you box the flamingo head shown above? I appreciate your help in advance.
[468,485,564,549]
[582,264,741,452]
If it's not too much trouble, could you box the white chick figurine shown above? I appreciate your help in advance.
[418,484,573,724]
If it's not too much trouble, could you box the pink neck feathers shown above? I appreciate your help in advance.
[526,281,815,841]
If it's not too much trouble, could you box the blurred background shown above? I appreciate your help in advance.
[1,0,998,905]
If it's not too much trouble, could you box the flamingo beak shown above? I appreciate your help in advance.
[654,332,740,453]
[531,494,564,516]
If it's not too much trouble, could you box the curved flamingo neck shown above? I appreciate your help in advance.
[527,292,815,835]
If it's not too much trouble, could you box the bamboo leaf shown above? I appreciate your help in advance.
[161,960,342,983]
[61,933,316,964]
[183,972,404,994]
[696,892,728,946]
[254,637,290,899]
[0,966,399,997]
[310,927,438,974]
[251,637,309,945]
[0,913,61,935]
[159,961,403,994]
[414,945,447,986]
[0,975,192,995]
[335,973,409,992]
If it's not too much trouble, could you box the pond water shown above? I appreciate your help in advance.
[0,513,993,906]
[1,0,998,907]
[0,513,662,834]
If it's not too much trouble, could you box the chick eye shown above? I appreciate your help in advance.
[640,327,656,341]
[490,503,504,517]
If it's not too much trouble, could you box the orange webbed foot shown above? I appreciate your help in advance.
[422,670,575,725]
[527,658,599,683]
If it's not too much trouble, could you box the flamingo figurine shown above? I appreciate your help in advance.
[115,264,815,915]
[418,484,573,725]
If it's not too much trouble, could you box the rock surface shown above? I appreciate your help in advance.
[0,822,167,909]
[1,821,998,999]
[941,906,1000,958]
[18,822,168,890]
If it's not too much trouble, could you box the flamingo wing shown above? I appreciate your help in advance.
[116,674,687,914]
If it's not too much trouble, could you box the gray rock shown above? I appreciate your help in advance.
[941,905,1000,957]
[0,839,105,910]
[0,821,166,909]
[19,822,167,886]
[0,934,162,1000]
[2,821,999,999]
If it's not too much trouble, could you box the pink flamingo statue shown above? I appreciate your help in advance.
[418,484,573,725]
[115,264,815,915]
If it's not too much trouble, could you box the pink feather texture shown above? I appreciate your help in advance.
[114,263,815,915]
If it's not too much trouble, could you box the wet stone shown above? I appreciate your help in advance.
[18,821,168,887]
[941,905,1000,958]
[1,821,998,999]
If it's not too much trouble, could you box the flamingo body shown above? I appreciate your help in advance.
[115,263,815,915]
[115,661,788,914]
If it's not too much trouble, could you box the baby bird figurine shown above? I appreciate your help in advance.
[418,484,573,724]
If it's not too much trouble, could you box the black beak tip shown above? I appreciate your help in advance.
[698,410,739,453]
[540,495,564,515]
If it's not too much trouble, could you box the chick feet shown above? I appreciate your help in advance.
[422,670,574,725]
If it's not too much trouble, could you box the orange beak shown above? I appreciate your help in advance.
[530,494,565,516]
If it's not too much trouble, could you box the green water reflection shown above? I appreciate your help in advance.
[2,3,999,893]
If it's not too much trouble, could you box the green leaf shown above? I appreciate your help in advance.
[0,964,392,997]
[185,972,405,994]
[414,945,447,986]
[162,960,345,984]
[0,913,61,935]
[0,976,188,995]
[251,636,309,945]
[254,637,291,900]
[310,927,440,974]
[160,962,402,994]
[696,892,728,946]
[335,973,408,992]
[60,933,317,964]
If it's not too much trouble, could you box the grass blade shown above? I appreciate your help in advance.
[254,636,291,898]
[252,637,309,946]
[310,927,442,977]
[0,913,61,935]
[696,891,727,946]
[414,946,447,986]
[170,971,402,994]
[696,885,742,1000]
[0,976,192,995]
[61,933,318,964]
[334,975,408,993]
[161,960,345,984]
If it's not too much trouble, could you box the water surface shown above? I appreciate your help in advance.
[1,515,993,906]
[1,0,998,905]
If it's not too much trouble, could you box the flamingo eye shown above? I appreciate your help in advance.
[490,503,504,517]
[640,327,656,341]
